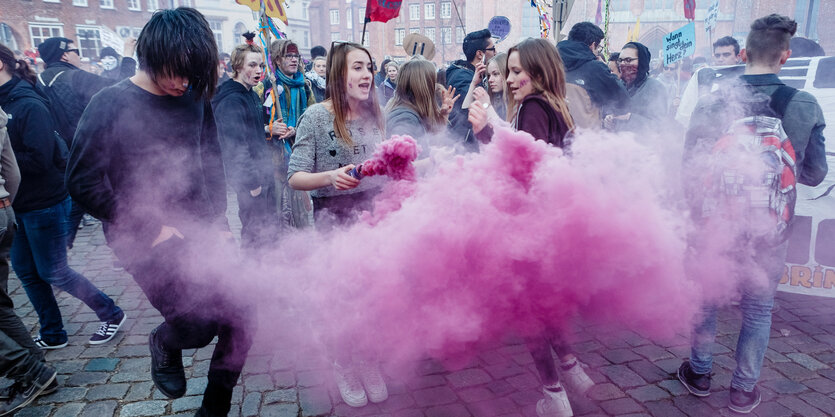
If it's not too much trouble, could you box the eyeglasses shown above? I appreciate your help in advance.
[66,48,80,55]
[483,46,496,52]
[283,54,300,60]
[617,57,638,64]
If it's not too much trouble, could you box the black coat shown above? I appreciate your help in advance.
[557,40,628,115]
[0,77,68,212]
[212,79,274,193]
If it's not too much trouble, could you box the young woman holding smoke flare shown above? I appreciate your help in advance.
[469,38,591,417]
[287,41,388,408]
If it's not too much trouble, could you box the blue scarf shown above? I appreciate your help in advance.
[275,70,308,128]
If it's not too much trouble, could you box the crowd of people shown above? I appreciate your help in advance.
[0,6,828,417]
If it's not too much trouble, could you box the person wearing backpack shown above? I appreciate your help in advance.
[678,14,827,414]
[557,22,627,129]
[35,37,137,248]
[0,44,126,352]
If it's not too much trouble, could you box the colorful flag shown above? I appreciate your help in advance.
[365,0,403,23]
[235,0,288,25]
[595,0,603,26]
[629,17,641,41]
[683,0,696,20]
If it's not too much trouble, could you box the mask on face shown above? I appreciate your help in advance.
[101,56,118,71]
[620,64,638,84]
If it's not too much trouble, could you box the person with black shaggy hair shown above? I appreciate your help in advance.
[66,8,253,417]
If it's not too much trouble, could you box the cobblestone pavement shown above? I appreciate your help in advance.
[5,215,835,417]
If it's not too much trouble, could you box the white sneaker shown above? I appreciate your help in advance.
[333,363,367,408]
[536,385,574,417]
[560,360,594,395]
[357,361,388,403]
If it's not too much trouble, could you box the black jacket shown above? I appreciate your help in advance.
[557,40,628,115]
[0,77,68,212]
[36,61,123,145]
[212,79,274,193]
[445,60,480,149]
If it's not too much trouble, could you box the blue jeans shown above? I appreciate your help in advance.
[10,197,121,344]
[689,240,788,392]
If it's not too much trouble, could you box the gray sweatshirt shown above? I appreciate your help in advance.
[0,107,20,202]
[289,103,384,198]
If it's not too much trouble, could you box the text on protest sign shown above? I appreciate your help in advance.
[488,16,511,42]
[663,22,696,66]
[705,0,719,32]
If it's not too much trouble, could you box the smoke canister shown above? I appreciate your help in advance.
[348,164,364,180]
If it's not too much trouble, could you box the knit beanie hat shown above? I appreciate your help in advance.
[38,37,74,65]
[100,46,120,60]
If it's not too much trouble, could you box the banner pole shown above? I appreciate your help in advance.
[361,17,369,45]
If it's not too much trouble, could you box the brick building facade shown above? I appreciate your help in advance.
[0,0,157,59]
[308,0,467,66]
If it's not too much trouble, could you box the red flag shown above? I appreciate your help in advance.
[683,0,696,20]
[365,0,402,23]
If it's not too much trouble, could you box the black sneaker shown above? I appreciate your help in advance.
[149,326,186,399]
[0,379,58,401]
[729,386,761,414]
[0,365,57,416]
[677,361,711,397]
[89,310,127,345]
[33,337,67,350]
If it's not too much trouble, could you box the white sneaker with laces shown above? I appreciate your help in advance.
[560,360,594,395]
[333,362,367,408]
[536,385,574,417]
[357,361,388,403]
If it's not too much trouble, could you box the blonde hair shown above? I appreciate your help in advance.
[229,43,263,78]
[487,52,508,117]
[385,58,445,133]
[325,42,384,145]
[505,38,574,130]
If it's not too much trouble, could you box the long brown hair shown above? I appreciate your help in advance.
[384,57,445,133]
[0,44,36,85]
[325,42,384,145]
[505,38,574,130]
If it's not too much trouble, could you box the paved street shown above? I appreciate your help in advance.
[5,214,835,417]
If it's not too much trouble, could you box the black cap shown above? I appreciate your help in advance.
[100,46,119,60]
[38,37,74,65]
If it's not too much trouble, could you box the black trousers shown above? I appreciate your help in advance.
[120,235,253,416]
[0,206,45,382]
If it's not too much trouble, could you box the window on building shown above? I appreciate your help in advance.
[441,27,451,45]
[303,31,309,47]
[0,24,18,50]
[233,22,246,44]
[127,0,140,10]
[346,8,352,29]
[180,0,192,6]
[521,1,539,39]
[425,3,435,19]
[73,0,88,6]
[455,26,464,43]
[76,26,102,58]
[29,24,63,48]
[302,2,308,19]
[147,0,158,10]
[424,27,435,43]
[409,27,420,34]
[161,0,175,8]
[100,0,114,8]
[410,4,420,20]
[441,1,451,18]
[395,28,405,45]
[43,0,60,4]
[330,9,339,25]
[207,18,223,52]
[362,35,370,47]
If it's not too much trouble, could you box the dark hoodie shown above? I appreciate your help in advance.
[212,79,274,193]
[557,39,627,115]
[0,77,68,212]
[618,42,669,132]
[445,59,481,149]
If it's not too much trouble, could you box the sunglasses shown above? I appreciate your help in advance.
[66,48,80,55]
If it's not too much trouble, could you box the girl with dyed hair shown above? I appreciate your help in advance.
[469,38,590,417]
[287,41,388,408]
